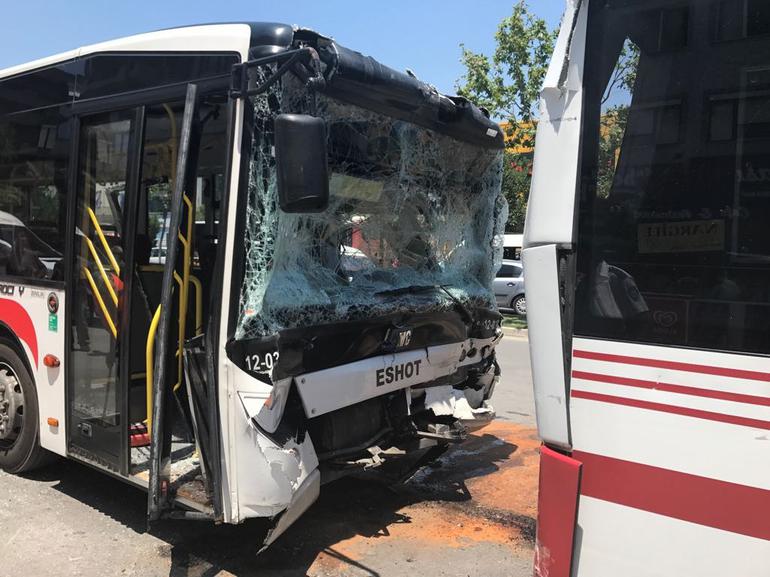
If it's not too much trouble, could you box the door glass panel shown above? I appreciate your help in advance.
[69,111,133,469]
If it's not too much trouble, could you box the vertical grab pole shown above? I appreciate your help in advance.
[148,84,200,521]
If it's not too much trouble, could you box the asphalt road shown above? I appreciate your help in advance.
[493,334,535,427]
[0,334,537,577]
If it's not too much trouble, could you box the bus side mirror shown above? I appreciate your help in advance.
[274,114,329,213]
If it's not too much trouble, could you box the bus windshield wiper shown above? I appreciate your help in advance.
[374,283,475,323]
[438,284,474,324]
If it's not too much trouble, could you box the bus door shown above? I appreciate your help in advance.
[67,88,227,489]
[68,109,141,472]
[66,101,198,475]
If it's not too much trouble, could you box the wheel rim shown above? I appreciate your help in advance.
[0,362,24,449]
[515,298,526,315]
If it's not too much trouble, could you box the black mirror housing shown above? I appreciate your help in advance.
[274,114,329,213]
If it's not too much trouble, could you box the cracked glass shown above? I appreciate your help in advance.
[236,76,506,340]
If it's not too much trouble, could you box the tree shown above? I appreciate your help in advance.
[504,155,532,232]
[597,40,640,198]
[456,1,556,232]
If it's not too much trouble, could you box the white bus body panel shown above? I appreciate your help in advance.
[570,337,770,575]
[572,338,770,489]
[217,92,247,524]
[522,0,587,249]
[31,288,67,456]
[0,23,253,80]
[0,284,66,456]
[575,497,770,577]
[522,245,570,447]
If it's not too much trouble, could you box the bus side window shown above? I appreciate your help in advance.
[0,109,69,281]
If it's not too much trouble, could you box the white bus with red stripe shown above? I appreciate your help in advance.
[0,23,506,549]
[526,1,770,575]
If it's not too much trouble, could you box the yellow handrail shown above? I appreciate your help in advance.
[145,269,203,422]
[144,101,196,424]
[84,237,118,306]
[177,230,189,336]
[138,265,202,339]
[83,267,117,338]
[172,194,195,393]
[143,270,190,428]
[189,275,203,336]
[145,305,161,437]
[87,207,121,276]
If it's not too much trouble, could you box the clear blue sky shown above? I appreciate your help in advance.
[0,0,565,96]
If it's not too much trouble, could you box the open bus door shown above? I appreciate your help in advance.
[147,84,218,521]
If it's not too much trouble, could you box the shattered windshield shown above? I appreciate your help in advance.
[235,86,506,340]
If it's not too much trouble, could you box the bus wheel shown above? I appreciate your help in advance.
[0,342,50,473]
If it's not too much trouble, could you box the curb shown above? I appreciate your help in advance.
[502,327,528,340]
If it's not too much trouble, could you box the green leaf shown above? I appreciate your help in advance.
[456,1,556,232]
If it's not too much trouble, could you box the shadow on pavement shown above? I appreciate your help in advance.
[23,429,520,577]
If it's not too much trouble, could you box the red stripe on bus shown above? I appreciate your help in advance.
[572,370,770,407]
[573,450,770,542]
[0,298,38,368]
[573,349,770,382]
[570,389,770,430]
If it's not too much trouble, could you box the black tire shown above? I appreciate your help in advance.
[511,295,527,316]
[0,340,51,473]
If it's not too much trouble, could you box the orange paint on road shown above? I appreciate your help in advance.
[306,420,540,574]
[465,421,541,519]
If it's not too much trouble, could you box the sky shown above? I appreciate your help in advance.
[0,0,566,96]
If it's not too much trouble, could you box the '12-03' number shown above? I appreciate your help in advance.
[244,351,280,373]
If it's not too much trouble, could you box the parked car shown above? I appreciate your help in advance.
[0,210,61,278]
[493,259,525,315]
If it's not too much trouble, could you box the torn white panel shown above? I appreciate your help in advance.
[543,0,582,91]
[523,245,571,448]
[235,426,319,521]
[228,363,320,524]
[454,397,495,429]
[261,469,321,551]
[423,384,496,428]
[238,391,268,421]
[426,342,465,374]
[424,385,456,416]
[255,377,294,434]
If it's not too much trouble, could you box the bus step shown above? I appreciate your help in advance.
[130,423,150,447]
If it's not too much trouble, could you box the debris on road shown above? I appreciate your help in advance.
[0,420,538,577]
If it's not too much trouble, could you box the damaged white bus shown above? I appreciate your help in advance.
[527,1,770,576]
[0,23,506,546]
